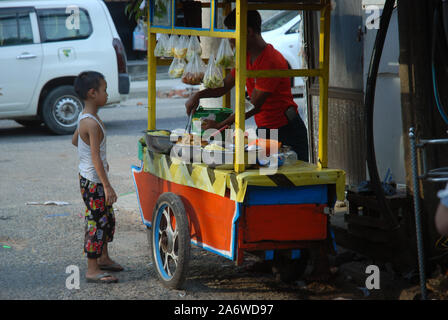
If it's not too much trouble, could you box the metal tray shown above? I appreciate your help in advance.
[144,130,174,155]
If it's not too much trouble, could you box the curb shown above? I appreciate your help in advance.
[128,79,200,100]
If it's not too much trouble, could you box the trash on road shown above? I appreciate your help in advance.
[27,201,70,206]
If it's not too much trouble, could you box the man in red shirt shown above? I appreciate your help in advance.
[185,9,309,162]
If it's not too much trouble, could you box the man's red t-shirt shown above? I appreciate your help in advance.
[231,44,298,129]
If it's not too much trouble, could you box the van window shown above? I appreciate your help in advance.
[37,8,92,42]
[0,11,33,47]
[261,11,299,33]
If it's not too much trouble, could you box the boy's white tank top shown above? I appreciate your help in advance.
[77,112,108,183]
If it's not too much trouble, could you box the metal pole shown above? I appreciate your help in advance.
[409,127,427,300]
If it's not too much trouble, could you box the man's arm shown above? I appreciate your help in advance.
[209,88,271,129]
[185,72,235,115]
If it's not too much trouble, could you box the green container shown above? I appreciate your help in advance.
[191,107,233,135]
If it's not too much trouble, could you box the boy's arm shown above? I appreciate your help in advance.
[72,128,79,147]
[86,120,117,205]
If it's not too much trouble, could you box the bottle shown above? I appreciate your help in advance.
[283,150,298,166]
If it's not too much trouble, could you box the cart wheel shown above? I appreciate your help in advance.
[149,193,190,289]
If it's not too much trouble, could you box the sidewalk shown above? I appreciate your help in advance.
[128,78,200,100]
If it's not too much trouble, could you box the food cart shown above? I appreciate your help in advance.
[132,0,346,289]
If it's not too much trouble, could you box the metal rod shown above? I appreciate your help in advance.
[409,127,428,300]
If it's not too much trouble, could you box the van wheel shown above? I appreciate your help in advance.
[41,85,83,135]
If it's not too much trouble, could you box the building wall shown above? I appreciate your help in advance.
[307,0,366,186]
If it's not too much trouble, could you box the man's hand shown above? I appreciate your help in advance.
[185,92,200,115]
[202,119,219,131]
[104,185,117,206]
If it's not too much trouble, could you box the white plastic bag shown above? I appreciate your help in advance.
[165,34,179,57]
[182,52,206,85]
[203,53,224,88]
[216,38,235,68]
[186,36,202,61]
[154,33,169,57]
[168,57,187,78]
[174,35,189,59]
[133,20,147,51]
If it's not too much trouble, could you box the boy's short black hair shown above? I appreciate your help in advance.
[224,9,262,34]
[74,71,105,100]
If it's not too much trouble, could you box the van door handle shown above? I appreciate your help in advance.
[17,53,37,60]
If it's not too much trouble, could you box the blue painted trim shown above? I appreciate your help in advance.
[291,249,302,260]
[131,164,152,228]
[231,202,242,261]
[173,26,210,31]
[154,203,172,280]
[329,227,338,254]
[265,250,274,261]
[190,239,231,260]
[245,185,328,206]
[213,28,235,33]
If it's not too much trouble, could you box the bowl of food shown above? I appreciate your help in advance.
[171,133,208,162]
[144,130,174,154]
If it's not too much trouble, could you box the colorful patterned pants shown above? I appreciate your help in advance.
[79,175,115,259]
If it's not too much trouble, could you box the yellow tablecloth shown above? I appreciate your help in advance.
[142,147,345,203]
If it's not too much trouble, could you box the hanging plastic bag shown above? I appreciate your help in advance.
[186,36,202,61]
[168,57,187,78]
[174,35,189,59]
[165,34,179,57]
[203,53,224,88]
[216,38,235,68]
[154,33,169,57]
[182,52,206,85]
[133,19,147,51]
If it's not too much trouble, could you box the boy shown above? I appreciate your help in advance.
[72,71,123,284]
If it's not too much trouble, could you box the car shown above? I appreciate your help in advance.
[0,0,130,135]
[261,10,304,89]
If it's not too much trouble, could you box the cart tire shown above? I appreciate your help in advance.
[149,192,190,289]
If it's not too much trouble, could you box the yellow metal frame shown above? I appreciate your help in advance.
[147,0,332,172]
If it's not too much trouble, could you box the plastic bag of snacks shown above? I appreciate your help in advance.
[186,36,202,61]
[174,35,189,59]
[216,38,235,68]
[203,53,224,88]
[165,34,179,57]
[154,34,169,57]
[168,57,187,78]
[182,52,206,85]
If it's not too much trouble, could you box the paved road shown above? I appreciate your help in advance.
[0,99,179,299]
[0,96,420,302]
[0,98,292,301]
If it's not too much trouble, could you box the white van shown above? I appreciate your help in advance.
[0,0,130,134]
